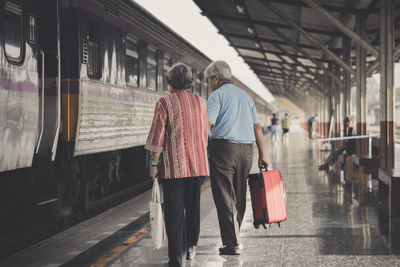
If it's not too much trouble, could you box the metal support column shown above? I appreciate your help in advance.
[318,98,322,137]
[343,36,352,136]
[324,74,331,138]
[322,96,326,138]
[356,15,367,156]
[334,63,341,139]
[328,63,335,140]
[380,0,395,169]
[326,92,333,137]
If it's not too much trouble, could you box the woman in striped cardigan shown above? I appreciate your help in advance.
[145,63,209,267]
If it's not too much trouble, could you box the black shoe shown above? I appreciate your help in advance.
[219,245,241,255]
[318,164,328,170]
[168,261,184,267]
[168,261,185,267]
[186,246,197,260]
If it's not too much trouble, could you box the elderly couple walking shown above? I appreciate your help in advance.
[145,61,269,267]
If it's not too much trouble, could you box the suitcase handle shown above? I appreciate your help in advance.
[259,167,268,172]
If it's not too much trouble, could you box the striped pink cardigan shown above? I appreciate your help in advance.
[145,89,209,179]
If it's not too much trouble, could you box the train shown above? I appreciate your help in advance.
[0,0,275,256]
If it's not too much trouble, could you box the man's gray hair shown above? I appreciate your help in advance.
[166,63,193,90]
[204,61,231,81]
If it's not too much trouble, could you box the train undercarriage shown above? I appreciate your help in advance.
[0,146,150,258]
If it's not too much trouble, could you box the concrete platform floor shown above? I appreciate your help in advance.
[111,132,400,266]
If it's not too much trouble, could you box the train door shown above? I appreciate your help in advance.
[0,0,40,172]
[36,0,61,161]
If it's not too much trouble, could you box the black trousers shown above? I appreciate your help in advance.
[209,140,253,247]
[163,177,203,267]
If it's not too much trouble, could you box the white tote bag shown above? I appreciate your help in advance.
[149,179,167,249]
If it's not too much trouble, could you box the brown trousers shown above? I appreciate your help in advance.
[209,139,253,247]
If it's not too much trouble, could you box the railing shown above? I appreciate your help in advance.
[317,135,379,158]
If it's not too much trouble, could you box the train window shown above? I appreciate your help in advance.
[146,45,157,91]
[190,70,195,93]
[28,14,36,44]
[202,80,208,98]
[163,53,172,91]
[125,35,139,87]
[87,23,101,79]
[195,72,202,96]
[4,0,24,62]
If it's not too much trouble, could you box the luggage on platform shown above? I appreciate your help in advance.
[248,169,287,228]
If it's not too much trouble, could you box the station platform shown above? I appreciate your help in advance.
[2,131,400,267]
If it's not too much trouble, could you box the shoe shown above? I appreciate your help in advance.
[219,245,241,255]
[318,164,328,170]
[168,261,184,267]
[186,246,197,260]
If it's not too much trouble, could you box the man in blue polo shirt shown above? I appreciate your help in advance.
[205,61,269,255]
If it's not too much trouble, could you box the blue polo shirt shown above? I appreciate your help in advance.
[207,83,259,143]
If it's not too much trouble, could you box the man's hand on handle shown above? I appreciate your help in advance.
[254,123,269,170]
[258,153,269,170]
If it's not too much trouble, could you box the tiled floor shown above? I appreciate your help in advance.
[111,132,400,266]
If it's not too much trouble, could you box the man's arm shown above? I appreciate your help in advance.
[254,123,269,169]
[208,121,213,131]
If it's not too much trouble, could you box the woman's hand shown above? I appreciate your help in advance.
[151,166,158,180]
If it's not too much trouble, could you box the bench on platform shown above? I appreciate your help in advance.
[352,137,380,184]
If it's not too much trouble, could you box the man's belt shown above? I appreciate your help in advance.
[212,139,253,146]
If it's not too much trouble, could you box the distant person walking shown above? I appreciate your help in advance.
[281,113,291,144]
[308,115,316,139]
[205,60,269,256]
[145,63,209,267]
[271,113,279,143]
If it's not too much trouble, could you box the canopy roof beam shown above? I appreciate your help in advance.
[257,70,325,93]
[266,24,343,86]
[225,32,324,51]
[264,0,357,14]
[366,44,400,76]
[261,1,355,75]
[302,0,379,57]
[233,45,328,63]
[269,41,327,92]
[243,55,320,70]
[204,12,342,37]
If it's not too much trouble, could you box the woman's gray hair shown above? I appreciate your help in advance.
[166,63,193,90]
[204,61,231,81]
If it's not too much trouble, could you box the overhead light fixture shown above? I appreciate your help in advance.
[254,42,260,48]
[236,4,245,14]
[247,27,254,34]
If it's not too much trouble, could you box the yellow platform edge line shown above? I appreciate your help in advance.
[91,225,150,267]
[90,179,211,267]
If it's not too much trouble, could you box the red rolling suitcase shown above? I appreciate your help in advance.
[248,169,287,228]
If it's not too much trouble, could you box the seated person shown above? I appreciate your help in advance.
[319,117,355,170]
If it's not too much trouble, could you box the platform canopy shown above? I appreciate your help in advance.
[193,0,400,113]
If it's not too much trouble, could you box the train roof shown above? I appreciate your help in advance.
[84,0,273,106]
